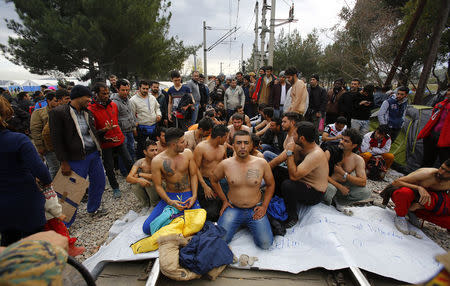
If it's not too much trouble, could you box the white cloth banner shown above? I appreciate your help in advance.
[83,204,445,284]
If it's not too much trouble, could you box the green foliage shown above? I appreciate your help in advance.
[0,0,197,81]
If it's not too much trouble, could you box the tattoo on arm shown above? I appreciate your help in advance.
[163,159,175,176]
[247,169,260,179]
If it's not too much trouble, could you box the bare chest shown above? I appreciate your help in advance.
[161,157,189,178]
[226,165,263,188]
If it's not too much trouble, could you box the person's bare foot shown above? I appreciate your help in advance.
[68,246,85,257]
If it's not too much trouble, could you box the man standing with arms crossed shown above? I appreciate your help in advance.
[286,66,308,119]
[210,130,275,249]
[194,124,230,221]
[142,128,200,235]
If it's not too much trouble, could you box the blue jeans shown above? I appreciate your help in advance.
[142,190,201,235]
[190,103,200,126]
[218,205,273,249]
[44,151,60,179]
[66,151,106,227]
[119,131,135,176]
[261,144,280,154]
[263,150,279,162]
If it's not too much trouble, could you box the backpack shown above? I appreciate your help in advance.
[366,156,387,181]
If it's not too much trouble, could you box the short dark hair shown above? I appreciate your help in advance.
[244,75,250,81]
[165,127,184,144]
[444,158,450,167]
[283,112,301,123]
[33,91,42,98]
[40,85,47,89]
[139,80,150,88]
[45,92,56,102]
[55,89,69,100]
[376,125,390,136]
[205,108,215,118]
[116,79,130,89]
[211,124,229,138]
[397,86,410,94]
[236,71,243,76]
[336,116,347,125]
[342,128,362,152]
[263,107,274,119]
[295,121,316,143]
[363,84,374,96]
[170,70,181,79]
[149,80,160,86]
[231,113,244,122]
[235,105,243,111]
[258,103,267,111]
[109,74,117,79]
[233,130,251,143]
[198,117,214,131]
[265,66,273,71]
[144,140,157,150]
[285,66,298,76]
[272,117,282,126]
[17,92,29,101]
[251,133,261,147]
[156,126,167,138]
[334,78,344,84]
[311,74,319,81]
[351,78,361,84]
[92,82,108,94]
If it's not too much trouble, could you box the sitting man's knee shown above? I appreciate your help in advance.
[256,236,273,250]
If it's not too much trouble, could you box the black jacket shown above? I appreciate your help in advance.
[338,91,358,117]
[270,82,291,109]
[351,92,374,120]
[199,83,209,106]
[307,85,327,115]
[261,129,287,152]
[49,104,104,161]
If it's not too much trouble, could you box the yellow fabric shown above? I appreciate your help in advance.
[131,208,206,254]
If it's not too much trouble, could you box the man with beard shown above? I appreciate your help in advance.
[338,78,361,127]
[211,130,275,249]
[326,79,345,125]
[142,128,201,235]
[388,159,450,235]
[194,124,229,221]
[323,128,369,215]
[286,66,308,118]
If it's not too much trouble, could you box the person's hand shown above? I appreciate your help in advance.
[164,119,168,126]
[183,197,196,209]
[168,113,173,122]
[133,129,138,137]
[339,186,350,196]
[169,199,186,211]
[336,134,343,140]
[103,120,118,131]
[417,186,431,206]
[203,185,216,199]
[61,161,72,176]
[286,142,295,152]
[220,200,233,216]
[22,231,69,253]
[156,115,161,122]
[334,164,345,176]
[138,178,151,187]
[38,148,46,156]
[409,202,423,212]
[315,112,321,118]
[253,205,267,220]
[58,214,67,221]
[105,136,121,142]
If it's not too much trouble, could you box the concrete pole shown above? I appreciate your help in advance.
[193,53,197,71]
[203,21,207,78]
[260,0,267,67]
[253,1,259,71]
[241,43,244,72]
[268,0,276,66]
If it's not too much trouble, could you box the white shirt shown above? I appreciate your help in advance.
[130,93,161,126]
[280,84,287,106]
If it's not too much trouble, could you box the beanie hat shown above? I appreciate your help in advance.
[311,74,320,81]
[70,85,93,100]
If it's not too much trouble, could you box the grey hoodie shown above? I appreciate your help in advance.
[110,93,136,133]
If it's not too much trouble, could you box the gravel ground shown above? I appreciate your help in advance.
[71,170,450,263]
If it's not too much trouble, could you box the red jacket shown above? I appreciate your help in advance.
[417,98,450,147]
[88,99,124,149]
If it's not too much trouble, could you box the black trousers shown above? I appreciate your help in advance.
[281,179,324,220]
[103,144,133,189]
[422,131,450,167]
[1,226,43,246]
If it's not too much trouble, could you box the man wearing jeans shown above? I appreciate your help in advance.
[89,82,133,198]
[211,130,275,249]
[186,71,201,126]
[49,85,108,226]
[111,79,136,175]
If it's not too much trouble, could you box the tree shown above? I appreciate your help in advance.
[0,0,197,82]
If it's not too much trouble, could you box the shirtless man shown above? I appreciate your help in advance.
[211,130,275,249]
[263,112,300,162]
[156,127,167,154]
[184,117,213,151]
[126,140,160,207]
[142,128,200,235]
[389,159,450,236]
[251,133,264,158]
[281,122,329,228]
[226,113,252,152]
[323,128,369,215]
[194,124,229,221]
[227,105,251,127]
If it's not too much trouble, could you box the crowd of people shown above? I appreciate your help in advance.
[0,66,449,256]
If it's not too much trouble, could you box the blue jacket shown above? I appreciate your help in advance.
[179,221,233,274]
[0,129,52,232]
[378,95,408,129]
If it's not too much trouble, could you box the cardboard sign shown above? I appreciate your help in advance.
[52,168,89,223]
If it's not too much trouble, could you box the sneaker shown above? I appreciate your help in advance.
[407,211,422,228]
[335,201,353,216]
[284,217,298,229]
[113,188,121,198]
[394,216,409,235]
[89,208,108,218]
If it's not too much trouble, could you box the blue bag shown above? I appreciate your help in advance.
[138,124,156,136]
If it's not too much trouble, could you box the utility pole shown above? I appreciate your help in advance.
[241,43,244,72]
[220,62,223,74]
[268,0,276,66]
[193,53,197,71]
[203,21,207,78]
[253,1,259,71]
[260,0,268,67]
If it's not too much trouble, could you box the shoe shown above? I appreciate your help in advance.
[335,201,353,216]
[394,216,409,235]
[407,211,422,228]
[113,188,121,198]
[89,208,108,218]
[284,217,298,229]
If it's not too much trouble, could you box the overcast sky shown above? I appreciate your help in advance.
[0,0,353,80]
